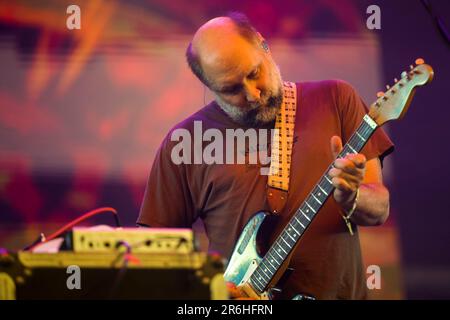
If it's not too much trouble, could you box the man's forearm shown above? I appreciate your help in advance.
[350,183,390,226]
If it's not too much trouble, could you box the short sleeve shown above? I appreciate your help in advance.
[335,80,394,165]
[137,134,196,228]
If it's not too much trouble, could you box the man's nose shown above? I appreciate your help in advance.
[245,84,261,102]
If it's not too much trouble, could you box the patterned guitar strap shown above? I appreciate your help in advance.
[267,81,297,214]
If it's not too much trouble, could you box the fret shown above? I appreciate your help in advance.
[252,270,266,287]
[360,130,371,142]
[251,274,265,290]
[295,215,306,229]
[267,251,281,267]
[300,209,310,221]
[262,258,275,272]
[341,146,352,157]
[360,124,374,139]
[348,144,356,153]
[320,180,333,196]
[356,132,368,143]
[285,229,297,242]
[262,260,275,274]
[288,222,301,236]
[349,136,363,151]
[355,131,364,141]
[351,139,363,151]
[248,279,262,293]
[261,260,276,274]
[263,262,276,277]
[299,213,311,226]
[305,201,316,213]
[311,193,322,205]
[281,232,294,247]
[342,143,353,155]
[317,184,326,195]
[313,186,326,202]
[275,241,288,255]
[293,215,305,230]
[251,282,263,293]
[252,263,275,288]
[303,205,312,215]
[272,246,284,259]
[255,267,271,282]
[320,176,333,190]
[286,223,299,236]
[357,124,368,138]
[252,274,266,290]
[308,196,321,211]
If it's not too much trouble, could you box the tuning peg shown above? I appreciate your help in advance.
[415,58,425,65]
[377,91,388,101]
[409,65,414,70]
[394,78,398,83]
[404,69,413,80]
[386,85,390,90]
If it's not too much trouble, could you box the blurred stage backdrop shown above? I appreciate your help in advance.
[0,0,449,299]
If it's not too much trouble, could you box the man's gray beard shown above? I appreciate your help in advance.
[215,87,283,127]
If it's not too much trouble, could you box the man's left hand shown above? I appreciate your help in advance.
[328,135,366,211]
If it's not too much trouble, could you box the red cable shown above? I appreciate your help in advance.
[27,207,119,251]
[45,207,118,241]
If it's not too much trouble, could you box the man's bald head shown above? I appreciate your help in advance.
[185,12,282,127]
[186,12,260,88]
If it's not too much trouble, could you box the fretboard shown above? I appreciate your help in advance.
[248,114,379,293]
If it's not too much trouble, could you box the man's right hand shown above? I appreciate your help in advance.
[226,282,255,300]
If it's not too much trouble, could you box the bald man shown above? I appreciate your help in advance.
[137,12,394,299]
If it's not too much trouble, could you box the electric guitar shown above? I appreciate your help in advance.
[223,60,434,299]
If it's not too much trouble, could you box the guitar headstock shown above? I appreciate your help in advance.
[368,59,434,126]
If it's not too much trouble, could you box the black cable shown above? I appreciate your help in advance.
[108,240,132,299]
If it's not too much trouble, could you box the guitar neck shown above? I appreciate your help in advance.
[248,114,379,293]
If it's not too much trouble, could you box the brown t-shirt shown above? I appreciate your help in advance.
[137,80,394,299]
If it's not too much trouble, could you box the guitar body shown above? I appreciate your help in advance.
[223,211,272,299]
[223,211,310,300]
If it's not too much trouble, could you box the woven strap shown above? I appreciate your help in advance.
[267,82,297,214]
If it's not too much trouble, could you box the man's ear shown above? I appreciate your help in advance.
[257,32,269,53]
[261,40,269,52]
